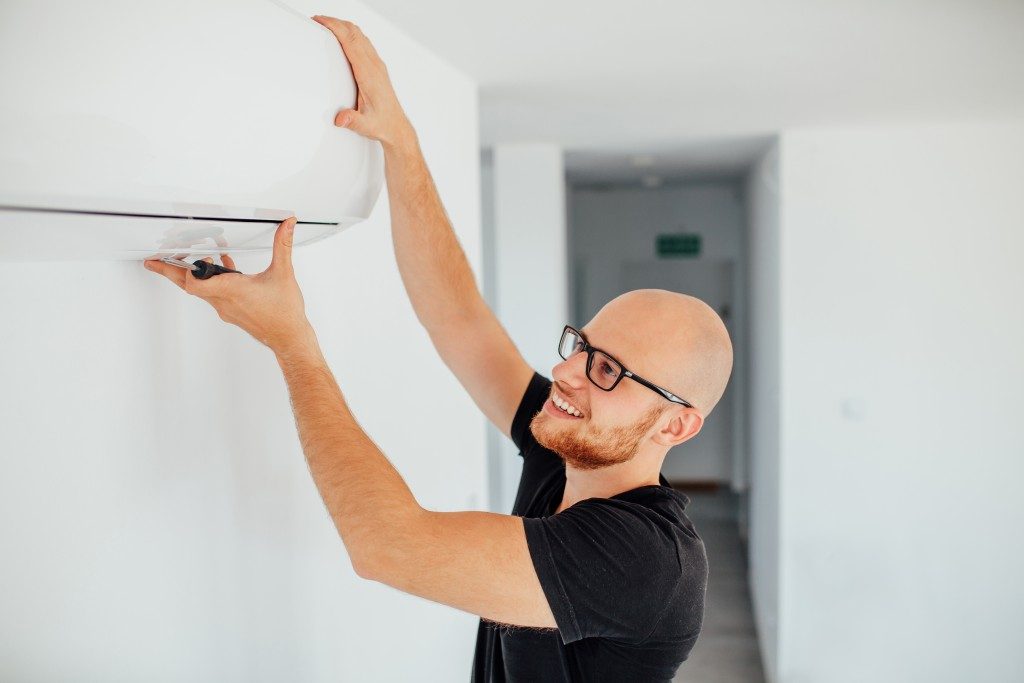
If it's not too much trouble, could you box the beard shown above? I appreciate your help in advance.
[529,401,665,470]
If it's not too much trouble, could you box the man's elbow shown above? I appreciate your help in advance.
[350,554,379,582]
[346,514,425,584]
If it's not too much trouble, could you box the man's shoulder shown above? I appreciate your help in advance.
[583,486,702,545]
[572,488,707,594]
[524,488,707,648]
[606,485,696,528]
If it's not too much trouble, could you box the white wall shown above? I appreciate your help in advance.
[756,123,1024,683]
[484,144,567,513]
[0,2,486,680]
[745,144,782,681]
[569,183,747,487]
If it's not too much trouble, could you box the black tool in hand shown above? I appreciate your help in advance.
[160,257,241,279]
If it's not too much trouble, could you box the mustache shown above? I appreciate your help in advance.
[552,380,586,406]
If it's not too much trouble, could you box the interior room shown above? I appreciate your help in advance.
[1,1,1021,682]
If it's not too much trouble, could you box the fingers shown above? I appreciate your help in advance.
[143,257,224,298]
[183,257,227,297]
[311,16,366,50]
[312,17,364,61]
[270,217,296,274]
[143,259,187,290]
[221,253,237,271]
[311,16,382,78]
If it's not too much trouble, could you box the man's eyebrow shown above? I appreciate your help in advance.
[579,328,608,354]
[580,329,630,366]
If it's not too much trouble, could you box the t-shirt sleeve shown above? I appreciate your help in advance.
[523,499,685,644]
[509,371,552,455]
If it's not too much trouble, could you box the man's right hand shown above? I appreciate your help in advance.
[312,15,416,150]
[313,14,534,441]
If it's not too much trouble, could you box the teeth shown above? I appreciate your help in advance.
[553,395,582,417]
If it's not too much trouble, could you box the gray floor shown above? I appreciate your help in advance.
[674,488,766,683]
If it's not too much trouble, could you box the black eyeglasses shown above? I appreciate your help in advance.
[558,325,695,409]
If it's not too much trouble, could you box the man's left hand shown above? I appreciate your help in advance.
[143,218,314,354]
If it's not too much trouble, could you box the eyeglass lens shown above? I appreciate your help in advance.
[588,351,622,389]
[559,328,623,390]
[558,327,582,360]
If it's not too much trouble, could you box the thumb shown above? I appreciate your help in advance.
[271,217,296,273]
[335,108,372,138]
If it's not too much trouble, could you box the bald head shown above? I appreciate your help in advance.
[585,289,733,416]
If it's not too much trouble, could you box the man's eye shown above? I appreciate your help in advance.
[574,341,585,353]
[600,361,617,376]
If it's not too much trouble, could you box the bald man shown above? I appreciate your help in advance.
[144,16,732,683]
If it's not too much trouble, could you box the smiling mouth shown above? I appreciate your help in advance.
[547,393,585,419]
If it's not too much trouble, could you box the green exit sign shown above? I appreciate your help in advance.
[656,233,702,258]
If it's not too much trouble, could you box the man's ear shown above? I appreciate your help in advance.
[652,408,703,448]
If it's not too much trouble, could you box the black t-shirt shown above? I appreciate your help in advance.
[471,372,708,682]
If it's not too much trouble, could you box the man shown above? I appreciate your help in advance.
[145,15,732,682]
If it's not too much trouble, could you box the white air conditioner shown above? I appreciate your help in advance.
[0,0,384,260]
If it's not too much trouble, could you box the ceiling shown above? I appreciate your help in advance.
[364,0,1024,179]
[564,135,774,186]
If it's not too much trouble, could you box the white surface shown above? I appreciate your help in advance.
[769,123,1024,682]
[0,0,383,259]
[485,144,567,513]
[568,183,746,486]
[0,1,485,680]
[744,144,782,682]
[362,0,1024,149]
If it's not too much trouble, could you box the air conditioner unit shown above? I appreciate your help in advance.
[0,0,384,261]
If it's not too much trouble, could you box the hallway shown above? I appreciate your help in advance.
[675,489,766,683]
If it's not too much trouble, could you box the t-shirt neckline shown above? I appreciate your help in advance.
[549,480,685,516]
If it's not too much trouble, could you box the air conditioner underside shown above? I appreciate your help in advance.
[0,204,354,261]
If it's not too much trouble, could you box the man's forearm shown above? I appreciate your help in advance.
[274,328,422,574]
[383,135,486,330]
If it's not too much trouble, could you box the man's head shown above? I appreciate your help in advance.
[530,289,733,471]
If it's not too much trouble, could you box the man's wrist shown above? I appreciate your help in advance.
[273,324,322,366]
[381,121,420,159]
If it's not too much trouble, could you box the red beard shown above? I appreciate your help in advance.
[529,403,664,470]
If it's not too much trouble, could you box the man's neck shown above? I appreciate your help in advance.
[556,460,662,514]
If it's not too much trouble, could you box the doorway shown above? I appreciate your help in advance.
[619,258,736,483]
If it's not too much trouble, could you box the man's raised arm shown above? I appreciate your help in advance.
[313,16,533,438]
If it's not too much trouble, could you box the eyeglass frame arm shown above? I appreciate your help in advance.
[563,325,696,410]
[620,370,695,409]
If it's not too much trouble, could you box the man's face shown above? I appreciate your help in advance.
[529,325,666,470]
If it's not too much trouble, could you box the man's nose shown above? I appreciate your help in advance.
[552,351,588,389]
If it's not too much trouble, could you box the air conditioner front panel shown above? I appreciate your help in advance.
[0,0,384,260]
